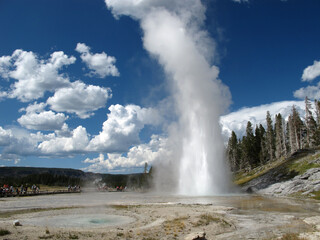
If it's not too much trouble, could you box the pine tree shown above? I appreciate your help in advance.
[254,125,262,164]
[237,138,245,170]
[288,115,296,153]
[289,106,303,152]
[241,121,256,169]
[144,162,148,174]
[305,97,317,148]
[258,124,267,164]
[275,113,285,159]
[281,117,288,156]
[313,99,320,146]
[315,99,320,125]
[227,131,240,172]
[285,121,291,154]
[266,111,275,162]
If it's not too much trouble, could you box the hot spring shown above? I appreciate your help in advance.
[23,213,135,229]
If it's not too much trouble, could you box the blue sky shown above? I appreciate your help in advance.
[0,0,320,173]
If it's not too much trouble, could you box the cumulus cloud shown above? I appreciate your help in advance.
[0,55,12,79]
[36,104,160,156]
[1,101,161,162]
[302,60,320,82]
[220,100,305,139]
[0,90,7,100]
[0,126,55,158]
[0,50,76,102]
[88,104,161,153]
[0,127,13,146]
[294,82,320,100]
[19,101,47,113]
[75,43,119,78]
[293,59,320,100]
[30,131,55,143]
[38,126,90,155]
[0,127,43,162]
[47,81,111,119]
[17,102,68,131]
[83,135,169,172]
[54,123,72,138]
[0,154,20,164]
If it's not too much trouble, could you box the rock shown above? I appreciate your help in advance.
[13,220,21,226]
[192,232,206,240]
[297,168,320,180]
[303,216,320,231]
[245,187,254,193]
[259,168,320,196]
[185,232,207,240]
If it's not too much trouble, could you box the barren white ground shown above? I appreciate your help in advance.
[0,191,320,239]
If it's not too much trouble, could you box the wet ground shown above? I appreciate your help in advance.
[0,191,319,239]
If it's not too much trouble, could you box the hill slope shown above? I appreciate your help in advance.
[236,149,320,200]
[0,167,88,178]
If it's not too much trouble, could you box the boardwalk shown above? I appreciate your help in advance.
[0,190,81,198]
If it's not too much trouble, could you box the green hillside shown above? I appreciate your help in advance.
[0,167,151,189]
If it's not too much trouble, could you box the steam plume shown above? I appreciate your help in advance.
[106,0,232,195]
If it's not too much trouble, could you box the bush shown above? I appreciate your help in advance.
[0,228,11,236]
[280,233,307,240]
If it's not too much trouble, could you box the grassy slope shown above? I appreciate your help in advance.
[233,149,320,200]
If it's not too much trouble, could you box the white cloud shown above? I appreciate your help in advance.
[35,104,161,156]
[294,82,320,100]
[75,43,119,78]
[88,104,160,152]
[0,127,42,161]
[37,103,161,155]
[38,126,90,155]
[0,90,7,99]
[54,123,72,137]
[0,153,21,164]
[1,101,161,161]
[0,55,12,79]
[19,101,47,113]
[0,127,13,146]
[0,50,76,102]
[220,100,305,139]
[83,135,169,172]
[18,102,68,131]
[47,81,111,119]
[302,60,320,82]
[30,131,55,143]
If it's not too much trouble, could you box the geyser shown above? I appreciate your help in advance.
[106,0,231,195]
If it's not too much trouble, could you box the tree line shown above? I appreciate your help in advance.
[0,167,153,189]
[0,173,82,187]
[227,97,320,172]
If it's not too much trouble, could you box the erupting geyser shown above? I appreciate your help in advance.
[106,0,231,195]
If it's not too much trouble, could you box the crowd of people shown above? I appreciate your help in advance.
[97,185,127,192]
[0,184,81,197]
[67,185,81,192]
[0,184,40,197]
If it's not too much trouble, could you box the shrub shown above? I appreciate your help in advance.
[0,229,10,236]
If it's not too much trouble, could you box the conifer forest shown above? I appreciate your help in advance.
[226,97,320,172]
